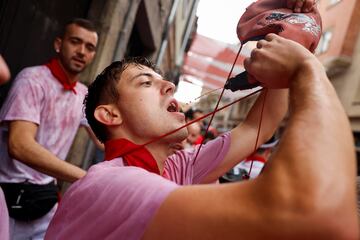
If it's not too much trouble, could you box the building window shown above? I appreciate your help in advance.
[316,30,333,55]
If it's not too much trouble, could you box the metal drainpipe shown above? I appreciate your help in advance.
[155,0,181,66]
[176,0,200,67]
[113,0,141,61]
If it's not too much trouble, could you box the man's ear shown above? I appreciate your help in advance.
[54,37,62,53]
[94,104,122,126]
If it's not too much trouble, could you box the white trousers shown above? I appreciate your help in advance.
[9,204,57,240]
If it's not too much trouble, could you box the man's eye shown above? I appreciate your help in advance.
[141,81,152,86]
[86,45,96,52]
[71,39,80,44]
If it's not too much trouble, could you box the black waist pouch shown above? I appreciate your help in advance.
[0,181,58,221]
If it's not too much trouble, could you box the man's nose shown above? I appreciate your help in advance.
[161,80,175,95]
[76,44,86,56]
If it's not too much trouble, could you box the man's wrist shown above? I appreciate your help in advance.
[291,57,324,87]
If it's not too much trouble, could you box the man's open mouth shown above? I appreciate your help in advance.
[167,100,178,112]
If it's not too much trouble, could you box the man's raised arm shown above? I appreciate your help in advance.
[200,0,320,183]
[143,34,359,239]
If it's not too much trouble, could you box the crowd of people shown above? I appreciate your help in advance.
[0,0,359,239]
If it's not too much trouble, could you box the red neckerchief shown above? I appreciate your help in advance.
[45,58,77,94]
[245,154,267,163]
[104,138,160,175]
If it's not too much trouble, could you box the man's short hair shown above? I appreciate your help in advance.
[84,57,161,143]
[184,108,204,121]
[59,18,97,38]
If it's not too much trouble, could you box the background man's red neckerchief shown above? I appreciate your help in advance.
[45,58,77,94]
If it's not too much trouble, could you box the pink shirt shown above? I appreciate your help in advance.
[0,65,88,184]
[45,133,231,240]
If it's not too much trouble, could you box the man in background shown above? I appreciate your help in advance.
[0,18,101,239]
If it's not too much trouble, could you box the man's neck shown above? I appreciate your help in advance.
[145,143,171,174]
[57,59,79,83]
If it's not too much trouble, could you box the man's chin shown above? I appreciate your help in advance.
[169,142,184,151]
[160,129,187,143]
[69,65,86,74]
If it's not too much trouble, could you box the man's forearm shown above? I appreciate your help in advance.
[9,138,86,183]
[286,60,354,174]
[211,89,288,183]
[262,61,357,232]
[287,61,355,187]
[244,88,288,144]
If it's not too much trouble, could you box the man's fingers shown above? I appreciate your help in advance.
[264,33,278,42]
[247,74,258,84]
[301,0,313,12]
[256,40,268,49]
[287,0,316,12]
[245,51,263,73]
[250,48,262,61]
[243,57,252,72]
[243,59,260,86]
[294,0,305,13]
[286,0,296,9]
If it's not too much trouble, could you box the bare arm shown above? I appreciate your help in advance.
[200,0,319,184]
[0,55,10,84]
[8,121,86,183]
[201,88,288,183]
[143,35,358,239]
[84,126,104,151]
